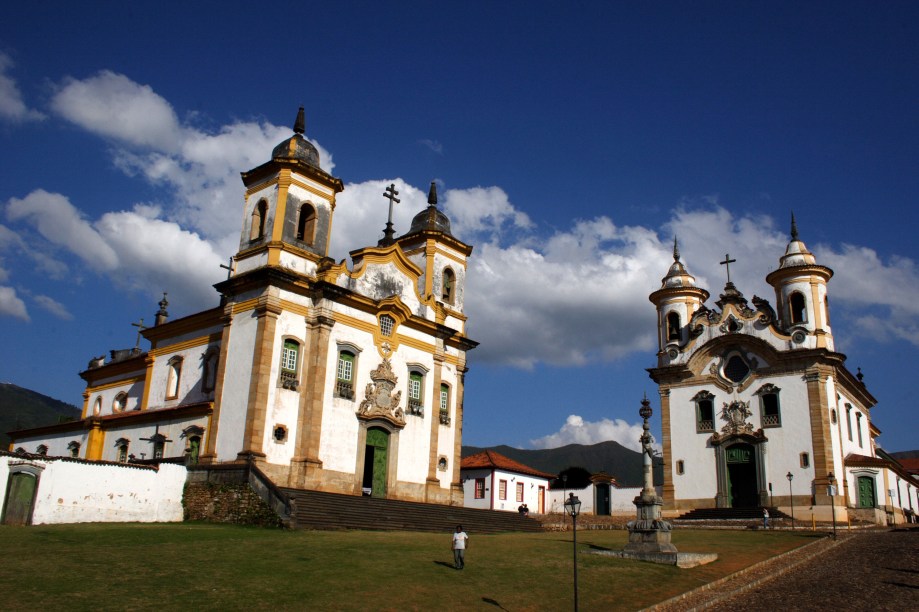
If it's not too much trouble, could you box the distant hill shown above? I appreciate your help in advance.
[889,450,919,460]
[462,440,663,487]
[0,383,82,447]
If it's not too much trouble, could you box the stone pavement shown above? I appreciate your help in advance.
[650,528,919,611]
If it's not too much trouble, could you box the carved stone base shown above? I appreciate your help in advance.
[623,528,678,554]
[625,493,678,554]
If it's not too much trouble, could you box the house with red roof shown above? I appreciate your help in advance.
[461,450,555,514]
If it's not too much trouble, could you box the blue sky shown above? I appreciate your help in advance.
[1,2,917,453]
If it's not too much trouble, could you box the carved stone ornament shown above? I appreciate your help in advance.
[720,400,754,435]
[357,358,405,428]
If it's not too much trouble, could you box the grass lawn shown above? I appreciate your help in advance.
[0,523,823,611]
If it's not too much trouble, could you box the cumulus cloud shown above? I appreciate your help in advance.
[530,414,650,452]
[6,190,119,271]
[0,53,44,122]
[443,186,533,239]
[33,295,73,320]
[0,286,29,321]
[51,71,183,151]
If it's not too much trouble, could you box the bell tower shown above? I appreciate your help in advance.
[765,214,834,350]
[233,107,344,278]
[649,239,709,364]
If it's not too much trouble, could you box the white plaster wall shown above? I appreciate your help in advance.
[99,416,208,462]
[236,250,270,274]
[489,470,551,513]
[88,375,146,417]
[215,309,258,461]
[278,250,318,277]
[260,310,308,465]
[0,457,186,524]
[432,251,466,313]
[668,372,817,503]
[13,430,88,458]
[461,468,492,509]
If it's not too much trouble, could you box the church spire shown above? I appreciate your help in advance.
[427,180,438,207]
[790,211,799,241]
[672,236,680,262]
[293,106,305,135]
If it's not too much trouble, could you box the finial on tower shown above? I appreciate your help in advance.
[155,292,169,326]
[672,236,680,262]
[427,181,438,207]
[790,211,799,241]
[293,106,305,135]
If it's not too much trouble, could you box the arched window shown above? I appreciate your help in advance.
[756,384,781,427]
[280,339,300,390]
[439,383,451,425]
[113,392,127,413]
[408,370,424,415]
[296,203,317,244]
[666,312,681,341]
[115,438,130,463]
[36,444,48,456]
[790,291,807,324]
[202,350,219,393]
[336,350,356,399]
[442,268,455,304]
[250,199,267,241]
[67,441,80,458]
[166,357,183,400]
[693,390,715,432]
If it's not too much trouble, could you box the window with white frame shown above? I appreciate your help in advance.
[474,478,485,499]
[336,349,356,399]
[279,339,300,390]
[408,370,424,416]
[115,438,130,463]
[113,392,127,413]
[380,314,395,337]
[166,357,182,400]
[756,383,781,427]
[516,482,524,502]
[499,479,507,500]
[439,383,451,425]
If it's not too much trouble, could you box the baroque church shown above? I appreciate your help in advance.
[9,108,476,505]
[649,221,916,524]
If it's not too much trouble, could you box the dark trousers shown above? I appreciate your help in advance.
[453,548,465,569]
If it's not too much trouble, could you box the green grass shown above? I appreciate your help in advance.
[0,523,822,611]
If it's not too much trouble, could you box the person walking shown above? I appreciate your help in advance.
[763,507,770,529]
[452,524,469,570]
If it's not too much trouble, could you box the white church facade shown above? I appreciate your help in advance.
[8,108,476,506]
[649,222,918,525]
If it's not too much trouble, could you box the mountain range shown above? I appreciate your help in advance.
[0,382,82,448]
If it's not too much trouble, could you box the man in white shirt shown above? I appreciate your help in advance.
[452,524,469,570]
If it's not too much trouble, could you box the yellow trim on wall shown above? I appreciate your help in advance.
[149,333,221,357]
[85,376,146,395]
[289,177,335,200]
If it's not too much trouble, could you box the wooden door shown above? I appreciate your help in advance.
[2,472,38,525]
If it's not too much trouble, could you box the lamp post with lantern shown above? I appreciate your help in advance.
[827,472,837,540]
[786,471,794,530]
[564,493,581,612]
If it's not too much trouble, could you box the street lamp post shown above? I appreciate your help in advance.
[827,472,837,540]
[786,471,794,530]
[564,493,581,612]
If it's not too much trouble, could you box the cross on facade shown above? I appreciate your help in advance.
[140,425,173,460]
[219,256,236,280]
[720,253,737,284]
[380,183,401,244]
[131,318,146,349]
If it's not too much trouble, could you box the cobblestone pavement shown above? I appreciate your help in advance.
[700,529,919,611]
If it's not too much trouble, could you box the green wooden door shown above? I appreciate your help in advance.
[857,476,876,508]
[2,472,38,525]
[366,428,389,499]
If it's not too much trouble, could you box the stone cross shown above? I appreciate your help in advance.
[220,256,235,280]
[720,253,737,284]
[131,318,146,349]
[380,183,400,244]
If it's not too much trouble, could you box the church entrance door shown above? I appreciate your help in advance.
[362,427,389,498]
[596,484,611,515]
[725,443,758,507]
[857,476,876,508]
[2,471,38,525]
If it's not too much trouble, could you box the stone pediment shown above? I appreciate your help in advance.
[356,358,405,429]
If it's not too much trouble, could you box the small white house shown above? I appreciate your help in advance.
[461,451,554,514]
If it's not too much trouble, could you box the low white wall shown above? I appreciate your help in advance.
[547,485,656,515]
[1,455,186,524]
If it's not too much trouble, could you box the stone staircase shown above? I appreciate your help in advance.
[675,506,790,521]
[282,488,542,533]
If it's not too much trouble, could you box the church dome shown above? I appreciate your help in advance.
[660,239,699,289]
[271,107,320,169]
[778,214,817,268]
[408,181,453,236]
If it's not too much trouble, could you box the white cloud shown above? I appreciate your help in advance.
[6,190,119,271]
[418,139,443,154]
[0,286,29,321]
[530,414,649,452]
[0,53,44,122]
[51,71,182,151]
[443,186,533,238]
[33,295,73,320]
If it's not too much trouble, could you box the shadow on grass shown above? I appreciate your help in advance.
[482,597,508,610]
[588,543,613,552]
[433,561,456,569]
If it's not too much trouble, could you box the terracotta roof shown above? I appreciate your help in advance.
[845,453,890,468]
[460,450,555,480]
[896,458,919,474]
